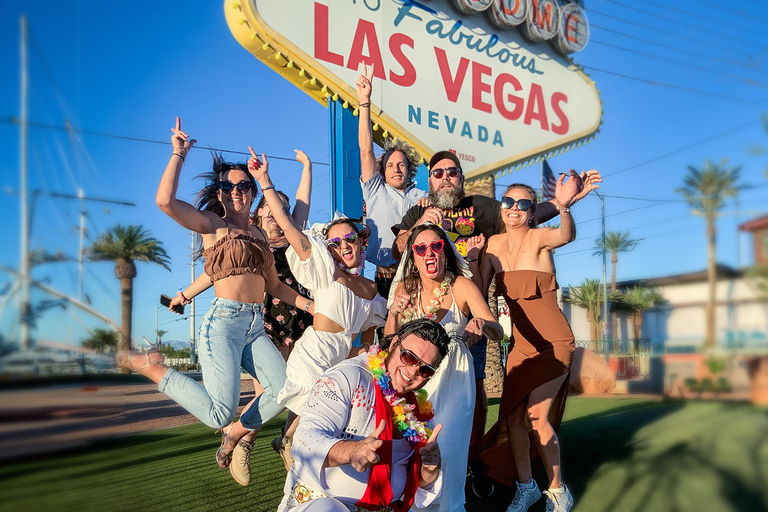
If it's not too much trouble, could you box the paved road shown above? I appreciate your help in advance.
[0,374,258,462]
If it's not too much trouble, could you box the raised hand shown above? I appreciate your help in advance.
[356,63,375,104]
[420,423,442,474]
[350,419,386,472]
[570,170,602,205]
[555,170,581,209]
[171,117,196,155]
[417,197,431,208]
[463,318,486,347]
[247,146,270,183]
[465,234,486,260]
[294,149,311,168]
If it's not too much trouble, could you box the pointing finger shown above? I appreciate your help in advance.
[175,117,181,131]
[248,145,258,159]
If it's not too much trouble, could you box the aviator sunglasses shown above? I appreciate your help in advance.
[429,167,462,180]
[398,344,437,378]
[412,239,445,257]
[326,232,359,249]
[217,180,255,193]
[500,196,533,211]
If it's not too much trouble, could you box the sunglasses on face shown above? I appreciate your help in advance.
[398,345,437,379]
[429,167,462,180]
[500,196,533,211]
[217,180,254,193]
[326,232,358,249]
[412,239,445,257]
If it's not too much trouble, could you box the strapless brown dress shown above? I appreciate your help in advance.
[470,270,575,487]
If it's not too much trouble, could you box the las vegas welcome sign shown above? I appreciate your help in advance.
[225,0,601,180]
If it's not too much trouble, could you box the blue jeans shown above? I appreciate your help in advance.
[158,298,287,430]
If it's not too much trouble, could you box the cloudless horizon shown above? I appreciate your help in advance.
[1,0,766,349]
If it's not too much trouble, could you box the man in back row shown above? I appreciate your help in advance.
[391,150,602,448]
[357,64,427,300]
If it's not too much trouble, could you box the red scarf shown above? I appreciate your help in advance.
[356,383,425,512]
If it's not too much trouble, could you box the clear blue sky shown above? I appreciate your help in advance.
[1,0,766,348]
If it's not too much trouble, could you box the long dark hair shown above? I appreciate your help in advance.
[400,225,460,295]
[194,152,259,258]
[380,318,450,360]
[500,183,538,231]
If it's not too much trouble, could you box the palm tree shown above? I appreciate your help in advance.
[676,160,743,348]
[80,328,120,354]
[89,225,171,352]
[594,231,639,339]
[593,232,639,293]
[565,278,604,341]
[613,287,664,340]
[155,329,169,347]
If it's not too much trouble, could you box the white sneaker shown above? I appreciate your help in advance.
[506,480,542,512]
[543,485,574,512]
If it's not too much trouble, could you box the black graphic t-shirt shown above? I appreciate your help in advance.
[391,195,501,258]
[264,245,313,347]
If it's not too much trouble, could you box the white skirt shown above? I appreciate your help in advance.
[278,326,355,414]
[417,339,476,512]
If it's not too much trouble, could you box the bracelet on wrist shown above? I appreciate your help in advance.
[180,291,191,304]
[303,299,314,312]
[466,257,479,263]
[262,184,275,192]
[172,151,186,161]
[560,207,571,213]
[358,101,371,108]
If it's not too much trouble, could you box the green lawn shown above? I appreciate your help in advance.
[1,398,766,512]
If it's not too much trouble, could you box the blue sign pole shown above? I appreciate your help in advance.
[328,99,363,218]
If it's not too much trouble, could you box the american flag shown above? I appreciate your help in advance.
[541,158,557,201]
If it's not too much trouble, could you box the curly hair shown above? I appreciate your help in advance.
[376,139,421,186]
[379,318,450,361]
[399,225,460,295]
[500,183,538,230]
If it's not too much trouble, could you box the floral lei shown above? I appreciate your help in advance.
[400,272,454,323]
[367,344,435,444]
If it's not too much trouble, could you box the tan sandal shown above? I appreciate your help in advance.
[116,350,164,373]
[216,424,236,469]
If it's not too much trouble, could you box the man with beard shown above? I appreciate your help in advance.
[277,319,449,512]
[391,150,601,449]
[357,65,427,299]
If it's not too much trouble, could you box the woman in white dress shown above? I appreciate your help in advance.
[386,224,503,512]
[246,147,387,469]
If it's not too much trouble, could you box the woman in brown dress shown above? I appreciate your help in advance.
[469,175,582,512]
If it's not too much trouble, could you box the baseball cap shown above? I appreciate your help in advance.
[428,151,462,171]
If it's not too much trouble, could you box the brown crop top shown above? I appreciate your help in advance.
[202,231,274,283]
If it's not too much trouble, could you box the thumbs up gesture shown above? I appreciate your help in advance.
[419,424,442,487]
[350,419,386,472]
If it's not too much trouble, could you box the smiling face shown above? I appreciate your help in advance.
[217,169,254,215]
[386,333,442,395]
[502,187,536,230]
[428,158,464,209]
[384,150,409,190]
[326,222,362,269]
[412,229,446,281]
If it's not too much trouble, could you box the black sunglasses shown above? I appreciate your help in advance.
[500,196,533,211]
[429,167,462,179]
[398,344,437,379]
[218,180,255,193]
[327,232,358,249]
